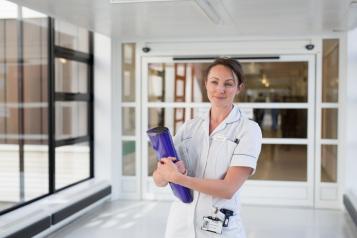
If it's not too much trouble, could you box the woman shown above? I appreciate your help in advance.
[153,58,262,238]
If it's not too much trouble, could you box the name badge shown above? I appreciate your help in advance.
[201,216,223,234]
[213,134,226,141]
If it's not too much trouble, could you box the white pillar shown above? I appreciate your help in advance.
[345,28,357,197]
[94,33,121,200]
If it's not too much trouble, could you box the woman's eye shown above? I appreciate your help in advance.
[225,83,234,87]
[211,81,218,85]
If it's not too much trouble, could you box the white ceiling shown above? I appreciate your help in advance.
[7,0,357,41]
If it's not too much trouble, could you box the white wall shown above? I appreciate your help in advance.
[345,28,357,197]
[94,33,121,199]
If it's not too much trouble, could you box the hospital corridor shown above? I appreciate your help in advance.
[47,201,357,238]
[1,0,357,237]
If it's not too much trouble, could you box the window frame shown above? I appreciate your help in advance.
[50,17,94,193]
[0,16,94,216]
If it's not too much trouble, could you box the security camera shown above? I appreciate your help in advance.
[305,44,314,50]
[142,47,151,53]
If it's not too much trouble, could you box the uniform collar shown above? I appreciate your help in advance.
[203,104,241,136]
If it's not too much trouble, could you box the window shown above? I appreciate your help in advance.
[146,60,311,181]
[319,39,339,183]
[121,43,136,177]
[0,0,94,215]
[52,19,94,191]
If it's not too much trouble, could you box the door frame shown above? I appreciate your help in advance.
[140,53,316,207]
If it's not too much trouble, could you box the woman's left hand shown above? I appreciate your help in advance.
[157,157,180,182]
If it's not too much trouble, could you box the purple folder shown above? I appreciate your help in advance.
[147,127,193,203]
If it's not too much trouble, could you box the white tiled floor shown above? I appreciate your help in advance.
[48,200,357,238]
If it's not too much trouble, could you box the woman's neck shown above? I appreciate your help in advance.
[209,104,233,133]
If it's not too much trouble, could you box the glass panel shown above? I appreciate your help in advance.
[148,142,157,176]
[0,145,19,210]
[55,58,88,93]
[250,108,307,138]
[0,8,25,138]
[55,102,87,140]
[55,143,90,190]
[24,144,49,200]
[238,62,308,103]
[148,63,167,102]
[0,21,3,106]
[322,39,339,102]
[0,105,18,145]
[0,17,18,104]
[321,108,338,139]
[122,141,135,176]
[1,106,47,144]
[55,20,89,53]
[0,0,20,211]
[122,43,135,102]
[23,10,49,201]
[0,105,8,143]
[148,63,208,103]
[251,144,307,181]
[149,107,308,139]
[0,3,50,212]
[122,107,135,136]
[22,9,48,146]
[1,107,48,144]
[148,107,189,135]
[147,62,308,103]
[24,107,48,145]
[321,144,337,182]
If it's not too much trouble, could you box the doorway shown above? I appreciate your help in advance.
[141,55,315,206]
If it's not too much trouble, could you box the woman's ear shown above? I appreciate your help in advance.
[237,83,245,94]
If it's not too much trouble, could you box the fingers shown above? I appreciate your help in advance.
[175,160,185,167]
[160,157,176,164]
[160,158,186,173]
[157,157,174,168]
[175,160,186,174]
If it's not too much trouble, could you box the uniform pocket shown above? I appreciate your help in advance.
[214,140,238,178]
[207,214,243,238]
[222,214,243,235]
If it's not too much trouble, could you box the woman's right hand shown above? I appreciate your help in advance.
[153,165,169,187]
[153,159,187,187]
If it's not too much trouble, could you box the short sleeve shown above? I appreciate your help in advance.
[230,121,262,175]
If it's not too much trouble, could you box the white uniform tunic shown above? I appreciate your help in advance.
[165,105,262,238]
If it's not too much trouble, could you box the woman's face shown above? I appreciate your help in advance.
[205,65,241,108]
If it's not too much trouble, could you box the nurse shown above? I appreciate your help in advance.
[153,57,262,238]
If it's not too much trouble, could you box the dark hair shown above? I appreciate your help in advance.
[205,57,245,86]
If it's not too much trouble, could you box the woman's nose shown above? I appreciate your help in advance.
[216,84,225,93]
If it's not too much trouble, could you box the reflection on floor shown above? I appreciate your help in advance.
[48,200,357,238]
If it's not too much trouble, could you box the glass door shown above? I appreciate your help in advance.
[141,55,315,207]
